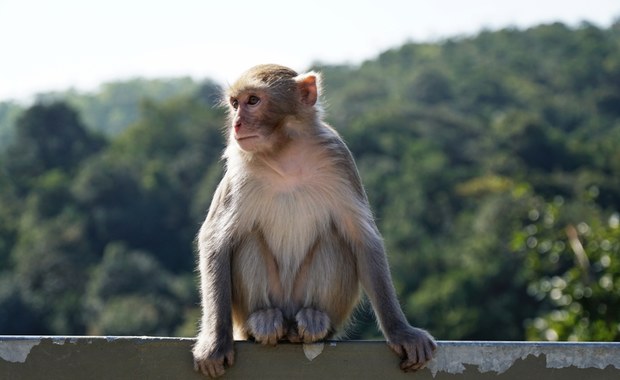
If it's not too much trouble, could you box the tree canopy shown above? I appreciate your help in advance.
[0,21,619,340]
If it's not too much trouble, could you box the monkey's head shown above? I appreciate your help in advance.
[225,64,320,153]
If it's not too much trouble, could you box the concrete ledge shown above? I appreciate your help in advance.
[1,337,619,379]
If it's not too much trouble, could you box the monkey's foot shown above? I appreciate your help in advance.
[295,308,331,343]
[246,308,285,345]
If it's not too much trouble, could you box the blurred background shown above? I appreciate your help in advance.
[1,0,619,341]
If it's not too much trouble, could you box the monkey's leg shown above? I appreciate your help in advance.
[289,230,359,343]
[246,308,286,345]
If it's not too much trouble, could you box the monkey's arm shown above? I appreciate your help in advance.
[354,230,436,371]
[333,141,437,371]
[193,177,236,378]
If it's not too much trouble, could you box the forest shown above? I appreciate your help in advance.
[0,21,619,341]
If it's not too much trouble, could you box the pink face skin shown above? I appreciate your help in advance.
[229,91,271,152]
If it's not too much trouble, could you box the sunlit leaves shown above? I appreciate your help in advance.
[518,199,620,341]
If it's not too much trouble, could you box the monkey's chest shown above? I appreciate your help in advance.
[264,191,329,249]
[239,187,333,272]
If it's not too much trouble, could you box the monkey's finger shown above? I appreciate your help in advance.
[201,359,226,378]
[211,363,227,378]
[197,361,209,376]
[266,334,277,346]
[302,334,315,344]
[400,344,432,372]
[387,342,405,358]
[423,341,436,362]
[275,322,285,340]
[226,351,235,367]
[195,361,210,377]
[402,359,427,372]
[431,338,438,351]
[400,354,419,371]
[401,358,427,372]
[298,325,307,341]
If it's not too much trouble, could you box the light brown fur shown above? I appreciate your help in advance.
[193,64,436,377]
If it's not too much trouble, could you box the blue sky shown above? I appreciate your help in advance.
[1,0,619,101]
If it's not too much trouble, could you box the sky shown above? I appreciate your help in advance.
[1,0,619,102]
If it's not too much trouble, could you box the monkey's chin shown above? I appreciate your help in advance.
[235,135,261,152]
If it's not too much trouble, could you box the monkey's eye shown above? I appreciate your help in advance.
[247,95,260,106]
[230,98,239,110]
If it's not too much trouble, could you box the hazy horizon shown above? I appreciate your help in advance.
[2,0,619,102]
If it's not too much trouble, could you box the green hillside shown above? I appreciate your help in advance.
[1,21,619,341]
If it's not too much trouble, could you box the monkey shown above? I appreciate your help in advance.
[192,64,436,377]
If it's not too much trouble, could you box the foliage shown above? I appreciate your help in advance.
[84,242,193,335]
[1,22,619,341]
[0,101,21,151]
[0,78,206,147]
[4,102,104,194]
[515,198,620,341]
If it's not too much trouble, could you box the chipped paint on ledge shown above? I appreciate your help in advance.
[1,337,619,379]
[0,338,41,363]
[428,341,620,376]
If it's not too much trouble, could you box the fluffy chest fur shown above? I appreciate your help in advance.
[227,143,350,280]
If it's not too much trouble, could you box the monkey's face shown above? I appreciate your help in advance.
[228,90,291,153]
[225,64,311,154]
[229,91,267,152]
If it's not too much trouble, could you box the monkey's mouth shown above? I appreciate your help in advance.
[235,135,259,142]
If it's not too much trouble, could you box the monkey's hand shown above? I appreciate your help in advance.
[193,336,235,378]
[387,325,437,372]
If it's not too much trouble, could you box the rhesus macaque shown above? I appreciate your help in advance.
[193,64,436,377]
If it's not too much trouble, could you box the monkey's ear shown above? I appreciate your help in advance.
[296,72,320,106]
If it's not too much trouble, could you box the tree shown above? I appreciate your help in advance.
[4,102,104,193]
[12,206,95,334]
[84,243,191,335]
[515,198,620,341]
[0,22,619,340]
